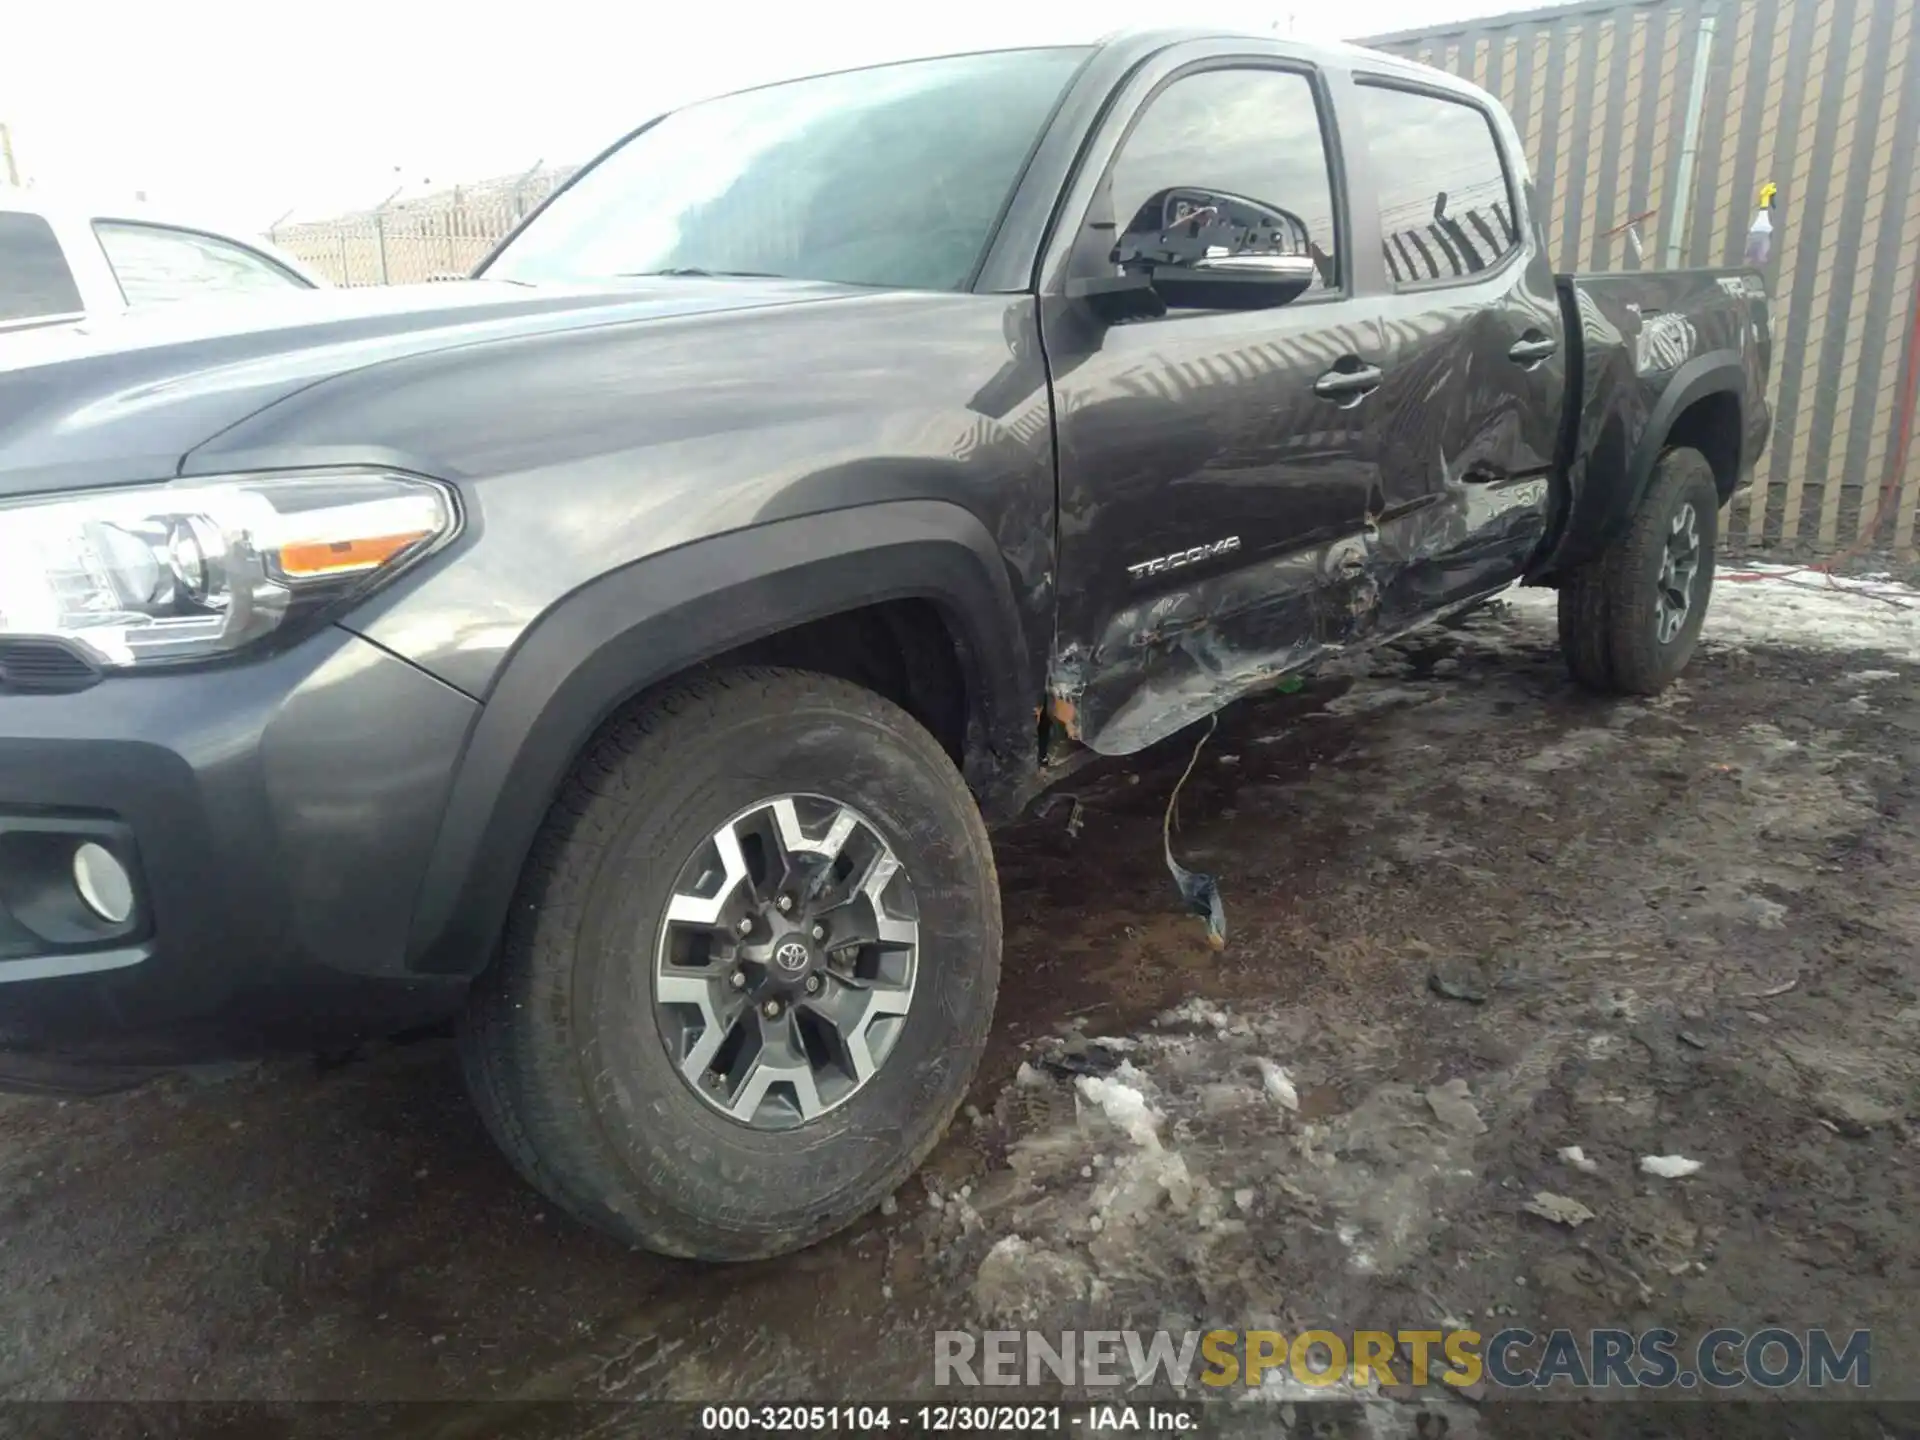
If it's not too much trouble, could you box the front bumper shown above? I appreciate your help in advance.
[0,627,478,1070]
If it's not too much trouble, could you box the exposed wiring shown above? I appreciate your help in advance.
[1163,714,1228,951]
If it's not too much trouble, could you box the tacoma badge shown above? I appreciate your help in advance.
[1127,536,1242,580]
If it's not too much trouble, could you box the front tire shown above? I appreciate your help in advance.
[460,666,1000,1260]
[1557,447,1720,695]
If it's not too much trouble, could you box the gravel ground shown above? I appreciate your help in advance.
[1,571,1915,1438]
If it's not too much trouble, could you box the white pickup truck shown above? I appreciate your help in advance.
[0,192,326,335]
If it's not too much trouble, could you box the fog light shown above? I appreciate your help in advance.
[73,842,134,925]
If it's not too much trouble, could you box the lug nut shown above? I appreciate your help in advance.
[729,970,748,990]
[761,999,783,1019]
[776,894,794,914]
[810,922,827,941]
[803,974,823,995]
[735,916,753,936]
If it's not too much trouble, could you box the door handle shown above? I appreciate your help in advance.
[1509,334,1559,368]
[1313,362,1384,405]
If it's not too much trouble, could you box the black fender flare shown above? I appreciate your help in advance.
[405,500,1036,976]
[1544,349,1746,574]
[1626,351,1745,512]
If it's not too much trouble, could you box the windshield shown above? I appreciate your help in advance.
[484,47,1088,292]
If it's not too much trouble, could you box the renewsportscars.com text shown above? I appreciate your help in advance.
[935,1327,1871,1391]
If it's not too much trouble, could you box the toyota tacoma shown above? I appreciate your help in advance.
[0,31,1770,1259]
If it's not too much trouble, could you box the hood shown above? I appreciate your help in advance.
[0,276,864,497]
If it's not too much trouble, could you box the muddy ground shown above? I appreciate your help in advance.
[2,582,1916,1436]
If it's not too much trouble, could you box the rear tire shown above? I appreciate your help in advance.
[460,666,1001,1260]
[1557,447,1719,695]
[1556,563,1614,690]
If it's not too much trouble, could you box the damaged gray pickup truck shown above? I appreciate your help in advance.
[0,30,1769,1260]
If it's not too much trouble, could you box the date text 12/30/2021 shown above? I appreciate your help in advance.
[699,1403,1199,1434]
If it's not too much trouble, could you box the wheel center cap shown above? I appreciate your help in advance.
[772,938,812,976]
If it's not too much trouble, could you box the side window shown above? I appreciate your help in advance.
[94,222,309,307]
[1356,83,1519,285]
[0,212,84,324]
[1099,66,1340,296]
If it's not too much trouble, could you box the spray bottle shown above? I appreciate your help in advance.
[1744,181,1778,266]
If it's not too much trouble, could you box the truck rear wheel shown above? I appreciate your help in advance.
[460,666,1001,1260]
[1557,447,1719,695]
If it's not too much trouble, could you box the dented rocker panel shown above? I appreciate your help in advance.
[1051,473,1550,755]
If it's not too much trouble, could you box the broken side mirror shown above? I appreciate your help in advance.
[1073,186,1321,322]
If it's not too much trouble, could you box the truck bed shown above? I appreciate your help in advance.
[1541,266,1772,576]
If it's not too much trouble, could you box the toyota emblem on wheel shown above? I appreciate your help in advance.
[651,791,923,1134]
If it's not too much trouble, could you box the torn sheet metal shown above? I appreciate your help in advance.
[1051,470,1551,756]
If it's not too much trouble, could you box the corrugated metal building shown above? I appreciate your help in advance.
[1364,0,1920,555]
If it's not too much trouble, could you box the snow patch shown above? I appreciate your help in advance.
[1424,1078,1488,1135]
[1505,568,1920,661]
[972,1236,1094,1324]
[1521,728,1621,773]
[1075,1071,1162,1149]
[1335,1221,1375,1273]
[1157,997,1232,1032]
[1321,683,1443,718]
[1559,1145,1601,1174]
[1256,1059,1300,1111]
[1524,1191,1597,1227]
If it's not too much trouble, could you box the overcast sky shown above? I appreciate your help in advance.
[0,0,1548,231]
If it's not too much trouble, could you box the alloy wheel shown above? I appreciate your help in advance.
[652,794,919,1130]
[1655,501,1702,645]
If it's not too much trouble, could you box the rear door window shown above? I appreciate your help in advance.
[94,221,311,306]
[0,211,84,323]
[1356,83,1519,286]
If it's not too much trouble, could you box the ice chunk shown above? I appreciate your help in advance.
[1257,1059,1300,1111]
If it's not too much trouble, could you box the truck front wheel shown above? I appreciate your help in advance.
[459,666,1001,1260]
[1558,447,1720,695]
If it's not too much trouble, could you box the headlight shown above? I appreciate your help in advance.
[0,470,458,669]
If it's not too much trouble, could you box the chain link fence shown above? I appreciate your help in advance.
[268,167,575,286]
